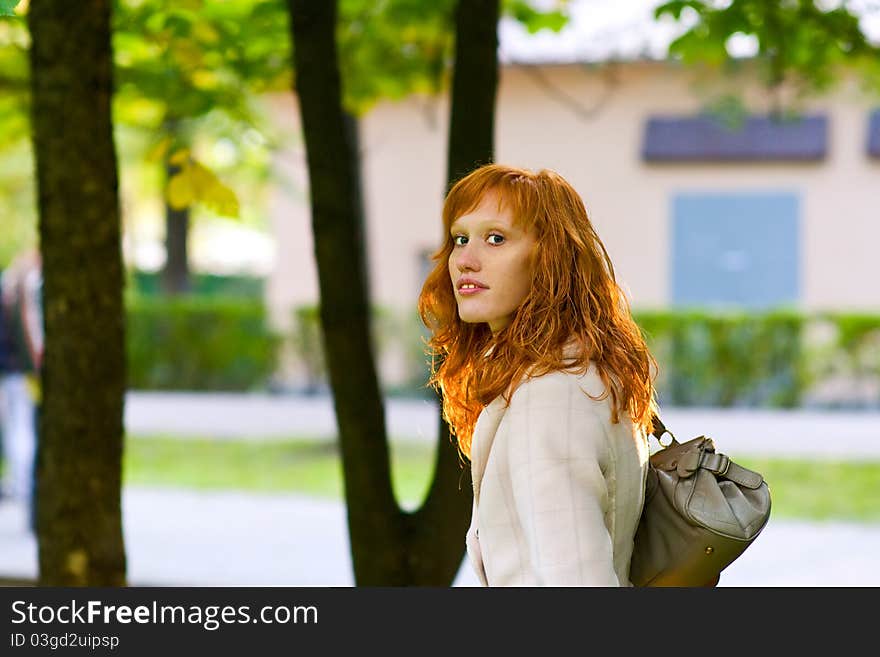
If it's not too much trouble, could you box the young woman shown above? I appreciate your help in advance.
[418,164,658,586]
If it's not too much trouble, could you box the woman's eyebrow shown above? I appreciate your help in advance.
[450,220,512,234]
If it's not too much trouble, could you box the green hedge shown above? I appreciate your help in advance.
[129,271,264,298]
[127,297,281,391]
[633,310,807,407]
[125,297,880,407]
[289,304,411,394]
[820,313,880,377]
[291,305,324,393]
[290,307,880,407]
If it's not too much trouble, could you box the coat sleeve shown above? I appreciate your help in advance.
[502,377,619,586]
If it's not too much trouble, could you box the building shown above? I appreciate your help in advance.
[263,3,880,389]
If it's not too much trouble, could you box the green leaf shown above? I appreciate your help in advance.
[503,0,569,34]
[0,0,21,17]
[654,1,705,22]
[146,136,174,163]
[168,148,190,166]
[702,94,748,129]
[166,157,239,218]
[166,166,195,210]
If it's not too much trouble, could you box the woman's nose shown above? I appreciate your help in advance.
[455,243,480,272]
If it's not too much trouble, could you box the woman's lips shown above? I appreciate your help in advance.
[458,285,486,296]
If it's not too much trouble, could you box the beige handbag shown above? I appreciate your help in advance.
[629,415,771,587]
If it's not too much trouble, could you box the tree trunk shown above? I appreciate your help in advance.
[446,0,500,191]
[161,161,191,296]
[288,0,473,585]
[161,119,191,296]
[342,110,371,304]
[28,0,127,585]
[288,0,395,585]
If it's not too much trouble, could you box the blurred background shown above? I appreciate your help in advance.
[1,0,879,586]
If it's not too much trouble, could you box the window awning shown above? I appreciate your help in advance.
[642,115,827,162]
[868,110,880,158]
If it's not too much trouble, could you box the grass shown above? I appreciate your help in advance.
[123,435,880,523]
[735,457,880,523]
[123,435,438,509]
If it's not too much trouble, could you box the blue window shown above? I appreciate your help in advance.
[671,193,800,309]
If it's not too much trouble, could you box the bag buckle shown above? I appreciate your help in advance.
[701,452,731,477]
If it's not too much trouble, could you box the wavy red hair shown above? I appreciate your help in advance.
[418,164,658,461]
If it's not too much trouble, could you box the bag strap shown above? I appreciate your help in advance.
[650,413,676,447]
[650,414,666,439]
[700,451,765,488]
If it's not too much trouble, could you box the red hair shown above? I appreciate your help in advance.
[417,164,658,460]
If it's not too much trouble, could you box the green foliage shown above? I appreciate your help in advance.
[337,0,454,114]
[0,0,20,18]
[121,299,880,407]
[291,305,326,393]
[813,313,880,394]
[0,0,573,247]
[290,303,420,395]
[165,148,240,217]
[129,270,264,297]
[288,306,880,408]
[634,309,807,408]
[337,0,572,114]
[113,0,290,127]
[0,140,36,267]
[828,313,880,355]
[390,309,435,398]
[503,0,568,34]
[293,306,815,406]
[127,296,281,391]
[701,93,750,128]
[113,0,290,219]
[655,0,880,102]
[0,7,29,151]
[636,310,880,409]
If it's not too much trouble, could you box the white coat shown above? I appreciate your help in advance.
[465,346,650,586]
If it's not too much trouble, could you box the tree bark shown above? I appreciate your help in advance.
[160,119,191,296]
[342,111,371,304]
[288,0,475,585]
[161,161,191,296]
[446,0,500,191]
[28,0,127,585]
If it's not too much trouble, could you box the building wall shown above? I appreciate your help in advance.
[265,60,880,345]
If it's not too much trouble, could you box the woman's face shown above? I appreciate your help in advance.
[447,191,536,334]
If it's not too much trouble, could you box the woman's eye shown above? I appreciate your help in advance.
[487,234,505,245]
[453,235,467,246]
